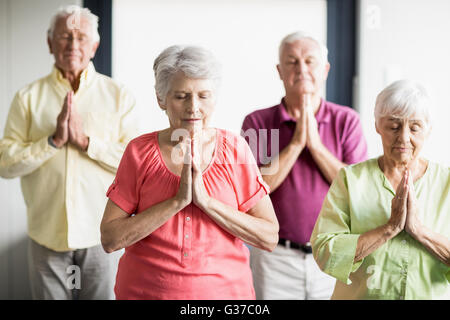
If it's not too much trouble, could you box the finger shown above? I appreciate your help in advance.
[63,92,72,121]
[180,140,192,181]
[300,102,307,123]
[396,170,407,195]
[61,94,69,115]
[394,174,407,203]
[183,138,192,165]
[403,184,409,208]
[68,91,73,106]
[301,105,308,134]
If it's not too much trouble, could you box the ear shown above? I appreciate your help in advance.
[375,121,380,134]
[276,64,283,80]
[90,41,100,59]
[425,124,432,139]
[47,37,53,54]
[156,93,166,111]
[323,62,330,81]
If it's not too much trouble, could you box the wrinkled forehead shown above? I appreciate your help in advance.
[384,113,428,124]
[53,14,91,34]
[169,71,216,92]
[281,38,322,58]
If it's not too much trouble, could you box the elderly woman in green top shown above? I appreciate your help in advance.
[311,80,450,299]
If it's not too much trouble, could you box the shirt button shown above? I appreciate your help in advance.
[401,240,407,245]
[185,234,189,239]
[184,252,188,257]
[186,217,191,222]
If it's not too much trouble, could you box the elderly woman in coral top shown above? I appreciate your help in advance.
[100,45,279,300]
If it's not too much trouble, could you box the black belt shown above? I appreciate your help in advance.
[278,238,312,254]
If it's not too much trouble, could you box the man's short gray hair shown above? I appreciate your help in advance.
[374,79,432,126]
[279,31,328,64]
[153,45,222,104]
[47,5,100,42]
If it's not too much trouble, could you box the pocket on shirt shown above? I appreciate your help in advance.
[85,111,120,141]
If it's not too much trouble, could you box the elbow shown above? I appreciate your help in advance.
[100,236,116,254]
[100,227,120,254]
[261,222,280,252]
[101,238,121,254]
[0,168,18,179]
[264,234,279,252]
[101,243,115,254]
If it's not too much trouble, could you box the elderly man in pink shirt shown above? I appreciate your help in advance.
[241,31,368,300]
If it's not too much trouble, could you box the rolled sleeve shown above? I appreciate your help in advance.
[228,135,270,212]
[342,111,368,165]
[311,168,363,284]
[238,175,270,213]
[105,140,141,214]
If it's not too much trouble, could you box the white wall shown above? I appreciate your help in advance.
[356,0,450,166]
[112,0,327,135]
[0,0,81,299]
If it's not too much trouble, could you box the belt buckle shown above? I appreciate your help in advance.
[285,239,291,249]
[303,242,312,254]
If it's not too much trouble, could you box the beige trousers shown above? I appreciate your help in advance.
[27,237,116,300]
[250,244,336,300]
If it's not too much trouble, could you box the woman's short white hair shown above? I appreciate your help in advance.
[47,5,100,42]
[279,31,328,64]
[153,45,222,104]
[374,80,432,127]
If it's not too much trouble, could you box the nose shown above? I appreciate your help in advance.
[67,38,80,49]
[295,60,307,74]
[398,126,411,144]
[186,96,200,114]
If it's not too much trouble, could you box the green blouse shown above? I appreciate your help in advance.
[311,158,450,299]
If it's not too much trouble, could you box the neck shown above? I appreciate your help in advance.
[164,126,210,146]
[379,155,425,179]
[56,66,83,92]
[284,93,321,117]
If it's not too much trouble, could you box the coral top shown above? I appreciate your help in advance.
[106,129,269,299]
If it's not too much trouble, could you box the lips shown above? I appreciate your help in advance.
[183,119,201,123]
[393,147,411,152]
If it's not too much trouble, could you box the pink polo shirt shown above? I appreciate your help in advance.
[106,129,269,300]
[241,98,368,245]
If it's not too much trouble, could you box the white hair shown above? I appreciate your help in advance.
[374,80,432,126]
[153,45,222,104]
[47,5,100,42]
[279,31,328,64]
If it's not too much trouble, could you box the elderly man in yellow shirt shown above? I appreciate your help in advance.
[0,5,139,299]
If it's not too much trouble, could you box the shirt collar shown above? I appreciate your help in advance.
[277,97,331,124]
[50,61,96,91]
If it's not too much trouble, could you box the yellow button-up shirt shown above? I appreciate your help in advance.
[0,62,139,251]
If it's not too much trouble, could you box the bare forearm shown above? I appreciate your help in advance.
[261,143,303,192]
[201,198,279,252]
[101,198,185,252]
[355,224,398,262]
[413,226,450,266]
[309,143,346,184]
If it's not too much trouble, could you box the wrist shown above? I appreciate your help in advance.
[287,141,305,155]
[408,222,424,241]
[196,196,213,213]
[308,139,324,154]
[173,196,190,211]
[385,222,402,238]
[82,136,90,152]
[50,135,64,148]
